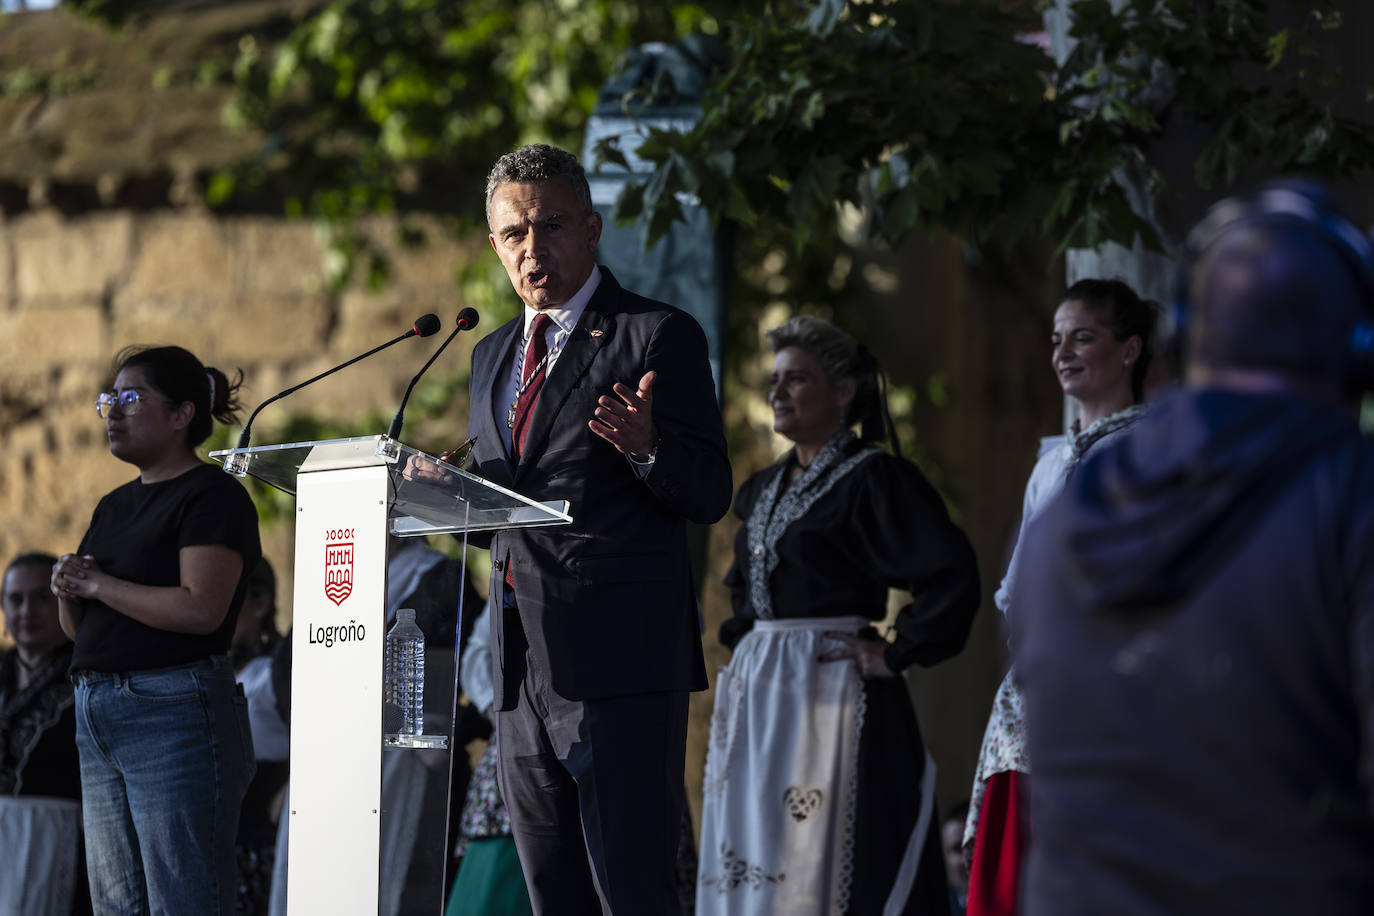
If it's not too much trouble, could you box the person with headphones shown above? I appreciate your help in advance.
[1009,180,1374,915]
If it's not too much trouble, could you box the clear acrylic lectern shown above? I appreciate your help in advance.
[211,435,571,915]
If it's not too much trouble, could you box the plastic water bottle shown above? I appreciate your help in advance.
[385,608,425,736]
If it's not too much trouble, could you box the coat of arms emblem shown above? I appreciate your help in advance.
[324,532,354,606]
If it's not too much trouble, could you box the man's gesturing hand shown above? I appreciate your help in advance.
[589,370,658,458]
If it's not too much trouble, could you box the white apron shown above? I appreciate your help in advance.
[697,616,867,915]
[0,795,82,916]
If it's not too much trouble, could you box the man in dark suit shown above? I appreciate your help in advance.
[464,143,731,915]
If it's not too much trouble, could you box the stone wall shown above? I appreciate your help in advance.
[0,207,488,613]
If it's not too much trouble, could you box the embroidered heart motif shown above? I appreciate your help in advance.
[782,786,823,823]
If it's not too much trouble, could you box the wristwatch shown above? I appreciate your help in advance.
[629,440,659,465]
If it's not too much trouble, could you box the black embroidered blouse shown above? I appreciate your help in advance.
[722,432,981,672]
[0,645,81,799]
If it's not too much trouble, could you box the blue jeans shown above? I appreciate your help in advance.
[74,656,256,916]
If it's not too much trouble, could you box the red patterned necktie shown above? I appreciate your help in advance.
[505,312,551,591]
[510,312,551,465]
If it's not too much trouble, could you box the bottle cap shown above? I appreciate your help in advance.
[397,607,416,622]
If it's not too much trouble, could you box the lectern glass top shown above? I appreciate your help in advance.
[210,435,572,535]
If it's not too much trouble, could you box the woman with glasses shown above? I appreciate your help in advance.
[52,345,261,915]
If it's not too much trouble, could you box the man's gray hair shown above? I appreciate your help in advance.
[485,144,594,226]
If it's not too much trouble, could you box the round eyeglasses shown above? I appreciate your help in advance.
[95,390,175,419]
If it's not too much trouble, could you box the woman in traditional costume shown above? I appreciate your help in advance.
[698,315,981,915]
[963,279,1158,916]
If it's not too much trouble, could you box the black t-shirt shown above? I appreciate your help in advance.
[72,463,262,672]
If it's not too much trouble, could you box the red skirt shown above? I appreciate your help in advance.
[966,770,1029,916]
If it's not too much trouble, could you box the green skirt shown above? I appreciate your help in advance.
[445,837,532,916]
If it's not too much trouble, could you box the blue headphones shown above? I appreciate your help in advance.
[1168,180,1374,392]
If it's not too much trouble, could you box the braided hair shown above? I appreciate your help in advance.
[764,315,903,458]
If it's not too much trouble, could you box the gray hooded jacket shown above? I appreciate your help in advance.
[1013,389,1374,916]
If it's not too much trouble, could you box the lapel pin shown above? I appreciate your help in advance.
[589,329,603,338]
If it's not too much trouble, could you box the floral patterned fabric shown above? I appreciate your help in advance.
[964,675,1026,851]
[455,741,511,858]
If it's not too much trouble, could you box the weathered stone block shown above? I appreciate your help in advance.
[335,288,409,354]
[45,396,105,453]
[0,420,122,564]
[0,303,106,369]
[107,297,218,355]
[239,364,288,406]
[13,211,133,302]
[362,216,474,291]
[236,220,327,299]
[0,367,51,427]
[284,355,409,423]
[57,363,110,401]
[124,214,236,305]
[208,295,333,365]
[0,225,15,309]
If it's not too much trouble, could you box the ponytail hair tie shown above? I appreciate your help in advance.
[851,343,903,460]
[206,371,216,410]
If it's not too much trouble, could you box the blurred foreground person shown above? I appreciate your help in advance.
[698,316,980,915]
[1014,181,1374,914]
[1,552,91,915]
[53,345,261,915]
[964,278,1157,916]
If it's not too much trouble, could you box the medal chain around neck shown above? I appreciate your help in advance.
[507,323,558,428]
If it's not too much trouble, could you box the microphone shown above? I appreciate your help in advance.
[235,314,441,450]
[386,308,481,440]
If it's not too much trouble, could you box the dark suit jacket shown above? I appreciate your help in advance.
[466,268,731,708]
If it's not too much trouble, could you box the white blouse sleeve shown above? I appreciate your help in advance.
[460,597,495,718]
[994,437,1070,615]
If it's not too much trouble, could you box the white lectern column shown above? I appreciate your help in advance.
[211,434,572,915]
[287,465,389,913]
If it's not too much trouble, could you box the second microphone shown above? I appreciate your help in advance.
[387,308,482,440]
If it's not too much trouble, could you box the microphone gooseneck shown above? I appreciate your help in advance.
[235,314,441,450]
[387,309,483,441]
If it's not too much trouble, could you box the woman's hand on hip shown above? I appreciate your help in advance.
[818,631,896,679]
